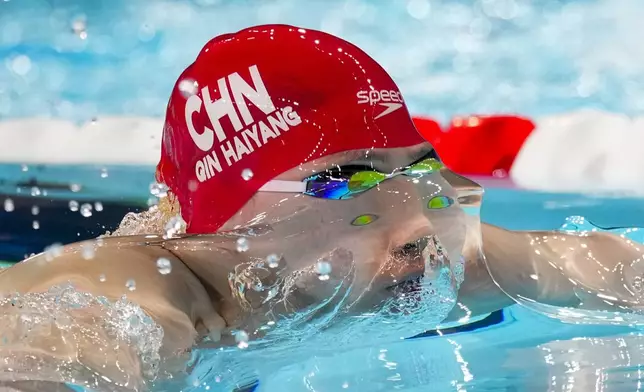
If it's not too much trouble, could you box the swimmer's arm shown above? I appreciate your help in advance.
[478,224,644,311]
[0,236,224,390]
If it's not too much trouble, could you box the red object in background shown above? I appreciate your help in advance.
[413,115,536,176]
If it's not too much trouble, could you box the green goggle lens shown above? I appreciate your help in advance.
[305,157,444,200]
[428,196,454,209]
[351,214,379,226]
[408,158,443,175]
[348,171,387,192]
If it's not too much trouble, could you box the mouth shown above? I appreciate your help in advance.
[387,275,423,292]
[386,236,431,292]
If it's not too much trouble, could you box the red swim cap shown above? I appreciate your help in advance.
[157,24,426,233]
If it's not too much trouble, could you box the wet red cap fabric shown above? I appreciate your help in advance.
[157,24,426,233]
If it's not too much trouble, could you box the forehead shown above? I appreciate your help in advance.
[276,142,433,180]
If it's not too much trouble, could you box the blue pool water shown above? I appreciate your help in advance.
[3,0,644,390]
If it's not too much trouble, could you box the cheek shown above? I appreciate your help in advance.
[418,176,467,261]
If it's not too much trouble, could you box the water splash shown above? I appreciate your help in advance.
[109,197,183,237]
[0,284,163,390]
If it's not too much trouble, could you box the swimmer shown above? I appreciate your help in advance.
[1,24,643,391]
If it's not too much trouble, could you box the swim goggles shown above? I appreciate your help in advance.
[258,151,443,200]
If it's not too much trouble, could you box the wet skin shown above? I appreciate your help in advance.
[1,143,644,390]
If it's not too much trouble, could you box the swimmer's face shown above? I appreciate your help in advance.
[222,142,469,314]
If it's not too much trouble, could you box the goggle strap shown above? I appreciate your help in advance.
[258,180,307,193]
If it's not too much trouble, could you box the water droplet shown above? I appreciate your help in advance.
[164,215,184,238]
[342,382,349,389]
[81,243,95,260]
[11,55,31,76]
[149,182,168,198]
[94,201,103,212]
[30,187,41,197]
[241,168,254,181]
[188,180,198,192]
[71,15,87,39]
[192,379,200,387]
[80,203,93,217]
[125,279,136,291]
[235,330,249,349]
[44,243,63,261]
[156,258,172,275]
[492,169,507,178]
[4,198,14,212]
[100,168,108,178]
[69,200,79,211]
[316,260,332,281]
[99,274,106,282]
[31,205,39,215]
[69,183,81,192]
[266,253,280,268]
[178,78,199,98]
[21,164,28,172]
[32,220,40,230]
[236,237,249,252]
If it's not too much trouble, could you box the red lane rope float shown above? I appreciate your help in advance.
[413,115,535,177]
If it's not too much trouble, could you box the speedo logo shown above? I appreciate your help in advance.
[356,89,404,119]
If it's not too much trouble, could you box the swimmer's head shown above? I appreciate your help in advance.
[158,25,469,333]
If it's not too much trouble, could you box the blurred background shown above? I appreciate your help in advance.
[5,0,644,121]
